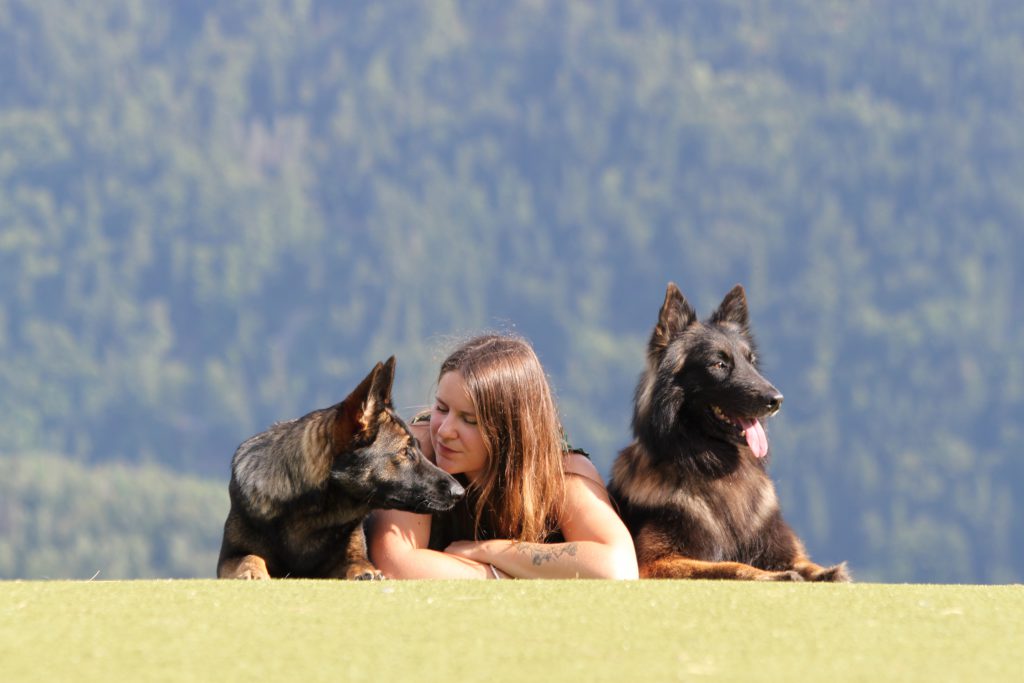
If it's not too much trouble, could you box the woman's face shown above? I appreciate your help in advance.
[430,370,489,483]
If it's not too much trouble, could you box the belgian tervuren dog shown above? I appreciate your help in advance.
[217,357,464,580]
[609,283,849,581]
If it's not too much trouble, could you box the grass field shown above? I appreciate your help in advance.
[1,580,1021,682]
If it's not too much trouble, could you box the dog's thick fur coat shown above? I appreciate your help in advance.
[609,283,849,582]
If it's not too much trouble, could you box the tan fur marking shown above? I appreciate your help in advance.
[634,375,656,424]
[218,554,270,580]
[747,477,779,531]
[642,555,803,581]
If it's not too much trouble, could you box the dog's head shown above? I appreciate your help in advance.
[329,357,465,512]
[634,283,783,459]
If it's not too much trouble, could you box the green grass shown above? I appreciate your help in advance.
[1,580,1020,682]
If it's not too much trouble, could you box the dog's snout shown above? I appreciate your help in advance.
[767,393,783,412]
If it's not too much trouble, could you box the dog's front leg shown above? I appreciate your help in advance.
[767,523,852,582]
[641,555,804,581]
[333,526,385,581]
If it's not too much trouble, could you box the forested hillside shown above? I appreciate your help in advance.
[0,453,225,579]
[2,0,1022,582]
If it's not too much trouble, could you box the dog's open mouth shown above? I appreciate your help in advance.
[711,405,769,459]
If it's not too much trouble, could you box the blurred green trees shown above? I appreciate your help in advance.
[0,454,226,579]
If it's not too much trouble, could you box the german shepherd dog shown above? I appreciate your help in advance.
[217,357,464,580]
[609,283,849,581]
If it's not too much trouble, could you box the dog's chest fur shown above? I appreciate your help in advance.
[612,443,780,560]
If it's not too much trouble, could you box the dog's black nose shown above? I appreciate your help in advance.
[767,393,784,412]
[447,480,466,500]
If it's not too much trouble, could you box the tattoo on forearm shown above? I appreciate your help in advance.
[516,543,579,566]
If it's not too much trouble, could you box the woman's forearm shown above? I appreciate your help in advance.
[448,539,638,579]
[375,546,494,579]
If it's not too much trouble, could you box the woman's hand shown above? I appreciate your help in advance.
[445,540,513,578]
[444,539,486,561]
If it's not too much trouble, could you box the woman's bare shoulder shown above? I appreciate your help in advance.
[564,452,604,486]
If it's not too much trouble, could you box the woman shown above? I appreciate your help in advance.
[369,334,638,579]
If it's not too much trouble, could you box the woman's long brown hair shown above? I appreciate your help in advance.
[438,334,566,543]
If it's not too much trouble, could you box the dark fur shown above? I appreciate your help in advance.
[608,283,849,582]
[217,357,464,580]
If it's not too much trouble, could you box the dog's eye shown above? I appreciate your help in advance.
[710,355,730,370]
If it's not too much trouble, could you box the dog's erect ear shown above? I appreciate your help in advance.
[367,356,396,415]
[650,282,697,356]
[333,359,392,445]
[710,284,750,331]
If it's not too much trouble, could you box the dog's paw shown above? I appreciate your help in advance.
[813,562,851,583]
[236,568,270,580]
[759,569,805,582]
[221,555,270,580]
[346,564,386,581]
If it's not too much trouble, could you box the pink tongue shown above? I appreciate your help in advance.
[738,418,768,458]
